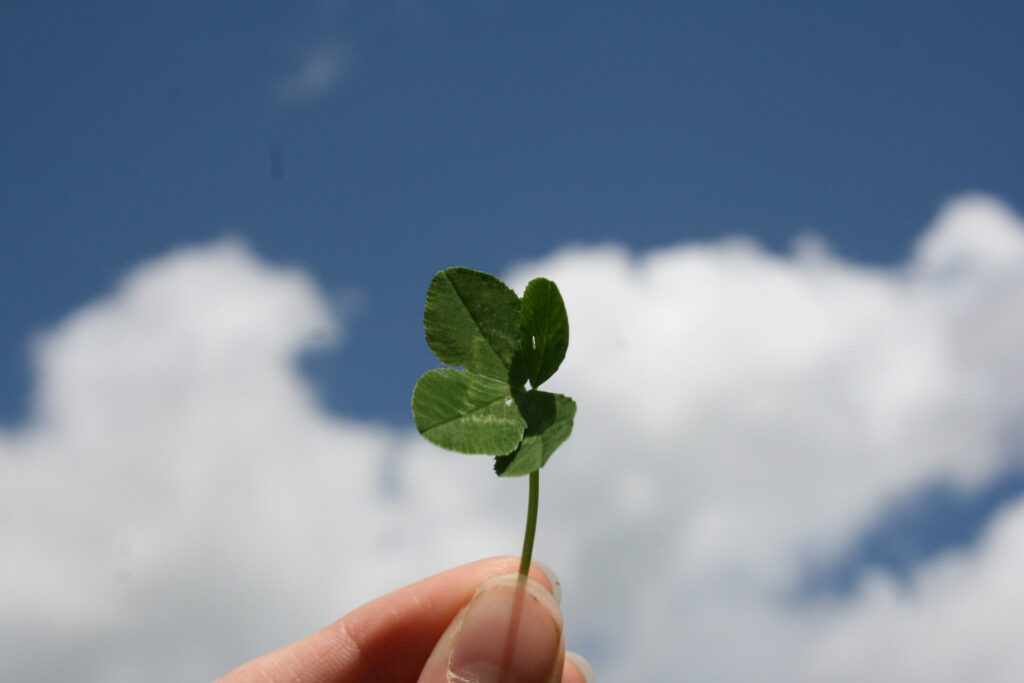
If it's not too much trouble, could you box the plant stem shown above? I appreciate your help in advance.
[518,470,540,576]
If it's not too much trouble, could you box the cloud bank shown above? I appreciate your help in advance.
[3,196,1024,681]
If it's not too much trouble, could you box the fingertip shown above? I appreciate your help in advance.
[532,560,562,605]
[565,651,596,683]
[445,574,563,683]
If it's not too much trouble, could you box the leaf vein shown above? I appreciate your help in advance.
[421,393,511,432]
[444,270,510,373]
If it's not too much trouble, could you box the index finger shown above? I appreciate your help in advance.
[216,556,556,683]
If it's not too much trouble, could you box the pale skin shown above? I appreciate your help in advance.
[216,557,592,683]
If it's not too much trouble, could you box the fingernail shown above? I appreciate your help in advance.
[449,574,563,683]
[532,560,562,605]
[566,651,596,683]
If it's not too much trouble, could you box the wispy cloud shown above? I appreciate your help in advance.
[272,43,352,104]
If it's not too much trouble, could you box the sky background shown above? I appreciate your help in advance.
[3,2,1024,681]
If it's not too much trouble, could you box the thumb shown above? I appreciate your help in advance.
[418,573,564,683]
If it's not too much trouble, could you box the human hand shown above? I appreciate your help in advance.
[216,557,595,683]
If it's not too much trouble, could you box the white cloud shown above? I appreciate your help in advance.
[3,196,1024,680]
[805,495,1024,682]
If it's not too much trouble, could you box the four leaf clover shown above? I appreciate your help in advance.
[412,267,576,476]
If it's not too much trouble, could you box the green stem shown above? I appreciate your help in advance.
[518,470,540,576]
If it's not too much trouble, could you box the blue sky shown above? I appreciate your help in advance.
[3,3,1024,680]
[3,1,1022,425]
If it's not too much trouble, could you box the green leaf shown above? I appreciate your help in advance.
[518,278,569,389]
[424,268,522,381]
[412,368,526,455]
[494,391,576,476]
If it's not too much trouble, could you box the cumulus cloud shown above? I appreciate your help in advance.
[805,495,1024,682]
[3,196,1024,681]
